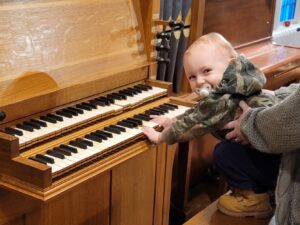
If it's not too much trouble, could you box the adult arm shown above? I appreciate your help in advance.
[241,86,300,153]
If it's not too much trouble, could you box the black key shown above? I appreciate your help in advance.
[138,84,152,90]
[104,126,121,134]
[63,108,78,116]
[152,107,166,114]
[40,115,57,123]
[53,147,72,156]
[160,104,175,111]
[134,114,151,122]
[24,121,41,129]
[46,150,65,159]
[68,107,84,114]
[158,105,171,112]
[76,138,93,147]
[156,106,169,113]
[126,117,142,125]
[124,88,138,95]
[110,125,126,132]
[69,140,87,149]
[143,84,153,90]
[153,109,165,115]
[119,90,133,97]
[56,110,73,118]
[76,103,92,111]
[129,87,142,93]
[117,121,134,128]
[90,99,106,107]
[16,124,34,132]
[134,85,148,91]
[108,93,125,100]
[29,156,47,164]
[59,144,78,153]
[129,87,140,94]
[82,102,97,109]
[47,113,64,122]
[106,93,120,100]
[85,134,102,143]
[30,119,47,127]
[123,119,139,127]
[98,96,114,104]
[4,127,23,136]
[145,109,161,116]
[164,103,178,109]
[96,130,113,138]
[95,97,110,106]
[136,84,150,90]
[36,154,55,164]
[91,131,106,140]
[122,119,138,127]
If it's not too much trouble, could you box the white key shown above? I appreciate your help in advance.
[49,163,62,173]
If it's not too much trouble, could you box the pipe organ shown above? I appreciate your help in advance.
[0,1,193,225]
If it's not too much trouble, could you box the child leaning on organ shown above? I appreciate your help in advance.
[142,32,282,218]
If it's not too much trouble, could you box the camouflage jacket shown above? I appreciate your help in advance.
[161,55,278,144]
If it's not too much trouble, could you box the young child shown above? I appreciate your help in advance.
[142,32,281,218]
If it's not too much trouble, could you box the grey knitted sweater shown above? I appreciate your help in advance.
[241,83,300,225]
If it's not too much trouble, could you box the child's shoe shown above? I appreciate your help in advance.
[217,189,273,218]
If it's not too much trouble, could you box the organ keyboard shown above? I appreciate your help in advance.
[22,101,189,177]
[3,83,168,147]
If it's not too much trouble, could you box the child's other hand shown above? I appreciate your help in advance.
[150,115,174,128]
[142,126,162,144]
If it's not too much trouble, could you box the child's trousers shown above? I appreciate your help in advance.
[213,141,281,193]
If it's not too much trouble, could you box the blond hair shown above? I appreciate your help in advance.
[186,32,238,59]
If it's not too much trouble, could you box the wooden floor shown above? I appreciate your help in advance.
[184,201,271,225]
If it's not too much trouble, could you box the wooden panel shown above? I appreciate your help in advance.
[25,172,110,225]
[162,144,176,225]
[0,189,40,225]
[203,0,275,47]
[189,134,219,188]
[0,0,147,80]
[0,0,148,119]
[153,143,167,225]
[3,218,24,225]
[111,149,156,225]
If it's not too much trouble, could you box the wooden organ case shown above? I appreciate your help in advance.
[0,1,191,225]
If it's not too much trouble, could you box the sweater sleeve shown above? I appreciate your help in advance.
[161,94,238,144]
[241,86,300,153]
[274,83,300,101]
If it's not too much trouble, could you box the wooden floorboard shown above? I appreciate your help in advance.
[184,201,271,225]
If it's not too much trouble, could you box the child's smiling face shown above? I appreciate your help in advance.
[184,42,231,92]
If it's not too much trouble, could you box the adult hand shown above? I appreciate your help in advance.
[223,101,252,145]
[150,115,174,128]
[142,126,162,144]
[262,89,275,95]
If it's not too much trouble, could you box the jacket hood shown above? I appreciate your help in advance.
[214,55,266,96]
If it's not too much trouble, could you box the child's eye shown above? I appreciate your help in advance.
[203,68,211,74]
[189,75,196,80]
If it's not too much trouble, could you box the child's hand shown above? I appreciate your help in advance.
[150,115,174,128]
[142,126,162,144]
[262,89,275,95]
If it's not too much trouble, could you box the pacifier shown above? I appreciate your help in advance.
[195,84,212,98]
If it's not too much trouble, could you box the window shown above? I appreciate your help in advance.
[273,0,300,31]
[280,0,297,22]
